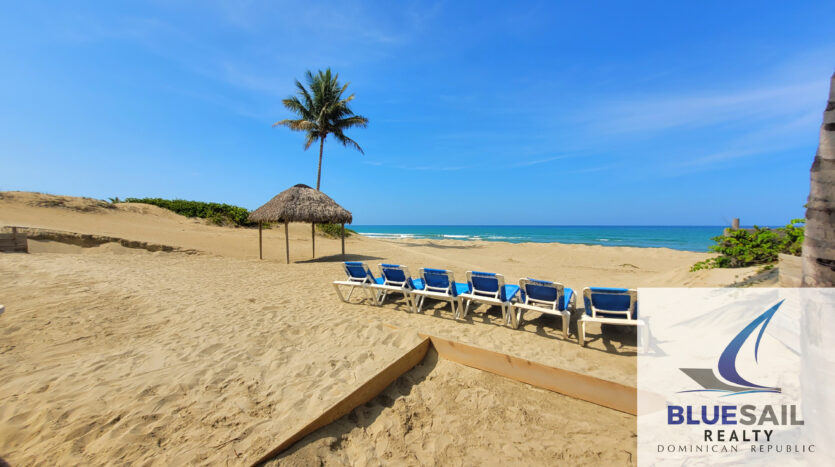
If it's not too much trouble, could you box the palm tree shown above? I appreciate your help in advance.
[802,72,835,287]
[800,73,834,455]
[274,68,369,191]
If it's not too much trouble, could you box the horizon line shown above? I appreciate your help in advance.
[349,224,774,228]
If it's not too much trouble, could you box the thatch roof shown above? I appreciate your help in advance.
[248,184,352,224]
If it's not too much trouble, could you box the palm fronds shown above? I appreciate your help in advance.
[274,68,368,189]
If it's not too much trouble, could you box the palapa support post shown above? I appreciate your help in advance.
[284,221,290,264]
[247,184,352,266]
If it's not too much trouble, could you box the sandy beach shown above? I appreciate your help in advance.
[272,351,636,466]
[0,192,768,465]
[3,2,829,464]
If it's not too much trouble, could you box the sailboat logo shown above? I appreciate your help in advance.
[679,300,783,396]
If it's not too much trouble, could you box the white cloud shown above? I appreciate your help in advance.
[663,111,822,175]
[596,81,824,134]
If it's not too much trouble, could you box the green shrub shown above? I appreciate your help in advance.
[316,223,356,238]
[691,219,804,271]
[124,197,255,227]
[780,218,805,256]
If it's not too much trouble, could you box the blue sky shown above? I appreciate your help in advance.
[1,1,833,225]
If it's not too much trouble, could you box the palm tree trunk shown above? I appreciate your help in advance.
[800,73,835,455]
[316,136,324,191]
[802,72,835,287]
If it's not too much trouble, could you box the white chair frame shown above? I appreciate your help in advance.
[458,271,518,325]
[332,262,380,305]
[375,264,419,312]
[578,287,647,351]
[410,268,462,316]
[510,278,576,336]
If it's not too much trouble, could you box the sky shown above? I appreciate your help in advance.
[1,1,833,225]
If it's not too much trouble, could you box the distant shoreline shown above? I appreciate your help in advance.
[350,225,748,252]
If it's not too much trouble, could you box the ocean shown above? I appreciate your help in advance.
[350,225,733,252]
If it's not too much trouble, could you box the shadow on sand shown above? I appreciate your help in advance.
[457,303,638,357]
[573,323,638,357]
[263,350,441,465]
[296,253,383,264]
[535,309,638,357]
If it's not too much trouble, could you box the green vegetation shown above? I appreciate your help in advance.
[316,223,356,238]
[116,198,356,233]
[275,68,368,190]
[123,197,254,227]
[691,219,804,271]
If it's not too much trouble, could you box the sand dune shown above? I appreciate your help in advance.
[0,192,764,465]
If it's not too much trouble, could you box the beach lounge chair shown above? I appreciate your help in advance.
[458,271,520,324]
[578,287,646,348]
[333,261,384,305]
[375,263,424,311]
[411,268,469,315]
[509,278,575,335]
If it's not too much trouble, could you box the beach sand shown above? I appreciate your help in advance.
[0,192,768,465]
[272,350,636,466]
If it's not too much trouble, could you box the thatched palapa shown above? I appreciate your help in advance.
[249,184,352,263]
[248,184,352,224]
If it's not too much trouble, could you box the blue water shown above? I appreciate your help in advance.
[351,225,731,252]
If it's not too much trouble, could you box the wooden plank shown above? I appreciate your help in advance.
[386,324,637,414]
[284,222,289,264]
[250,337,431,466]
[248,327,639,464]
[0,231,28,253]
[423,334,637,415]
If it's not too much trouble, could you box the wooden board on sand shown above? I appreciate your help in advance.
[250,333,637,465]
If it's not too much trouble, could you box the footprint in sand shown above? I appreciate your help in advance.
[199,343,223,357]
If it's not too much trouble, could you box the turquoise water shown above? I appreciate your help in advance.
[351,225,733,252]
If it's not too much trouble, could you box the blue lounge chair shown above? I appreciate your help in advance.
[510,278,575,336]
[458,271,520,325]
[376,263,425,311]
[578,287,645,348]
[333,261,384,304]
[411,268,469,315]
